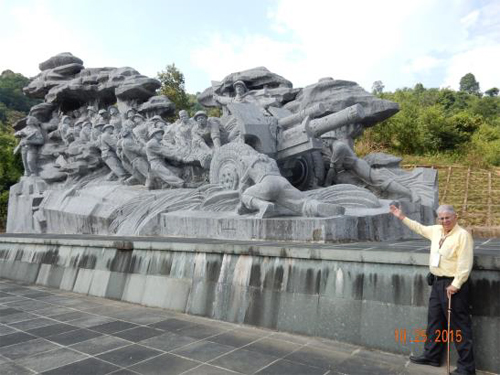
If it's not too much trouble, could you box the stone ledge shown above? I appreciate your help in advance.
[0,234,498,270]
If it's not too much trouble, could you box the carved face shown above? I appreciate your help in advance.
[195,115,207,126]
[179,111,189,123]
[109,107,118,116]
[234,83,246,96]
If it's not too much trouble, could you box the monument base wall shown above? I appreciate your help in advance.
[8,178,435,242]
[0,235,498,373]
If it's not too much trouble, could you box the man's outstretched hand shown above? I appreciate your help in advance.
[389,204,406,220]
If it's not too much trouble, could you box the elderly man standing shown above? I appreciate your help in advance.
[390,204,475,375]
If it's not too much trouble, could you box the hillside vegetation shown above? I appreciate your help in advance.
[356,77,500,168]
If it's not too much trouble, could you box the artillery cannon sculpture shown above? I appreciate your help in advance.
[7,54,438,242]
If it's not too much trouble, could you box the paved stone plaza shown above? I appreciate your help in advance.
[0,278,495,375]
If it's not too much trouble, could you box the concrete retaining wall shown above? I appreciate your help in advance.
[0,235,498,373]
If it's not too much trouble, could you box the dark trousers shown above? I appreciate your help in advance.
[424,278,475,373]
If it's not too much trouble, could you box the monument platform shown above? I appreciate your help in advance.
[0,234,498,373]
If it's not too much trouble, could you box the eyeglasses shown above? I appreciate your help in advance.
[438,216,455,221]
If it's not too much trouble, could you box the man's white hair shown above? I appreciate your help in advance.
[436,204,456,215]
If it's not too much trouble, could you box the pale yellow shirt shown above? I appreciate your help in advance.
[402,217,474,289]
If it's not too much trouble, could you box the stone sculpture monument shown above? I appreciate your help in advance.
[7,53,438,241]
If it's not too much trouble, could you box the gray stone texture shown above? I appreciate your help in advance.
[9,53,439,242]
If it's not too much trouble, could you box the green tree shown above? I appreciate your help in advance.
[157,64,190,120]
[459,73,481,96]
[471,123,500,165]
[0,70,37,230]
[468,95,500,120]
[485,87,499,97]
[0,70,39,115]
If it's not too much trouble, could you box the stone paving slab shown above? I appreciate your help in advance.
[0,278,496,375]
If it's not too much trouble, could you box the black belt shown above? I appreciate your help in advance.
[435,276,454,281]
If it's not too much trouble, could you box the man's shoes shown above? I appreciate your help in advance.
[451,369,476,375]
[409,355,440,367]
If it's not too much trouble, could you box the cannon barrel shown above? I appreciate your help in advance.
[276,104,366,160]
[278,103,326,129]
[305,104,365,138]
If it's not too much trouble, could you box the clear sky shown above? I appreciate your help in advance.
[1,0,499,94]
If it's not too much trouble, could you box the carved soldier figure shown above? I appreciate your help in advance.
[132,113,148,145]
[146,128,185,189]
[96,109,110,128]
[91,122,104,144]
[213,80,258,107]
[237,153,344,218]
[121,128,150,186]
[326,138,420,202]
[100,124,128,181]
[79,121,92,142]
[73,121,83,142]
[87,106,98,124]
[14,116,45,177]
[58,115,72,145]
[124,108,137,121]
[192,110,221,149]
[108,106,122,134]
[213,80,275,142]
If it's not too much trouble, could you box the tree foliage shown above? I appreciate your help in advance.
[459,73,481,96]
[485,87,499,97]
[0,70,37,229]
[157,64,190,120]
[363,80,500,166]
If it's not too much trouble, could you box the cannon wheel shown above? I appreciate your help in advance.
[278,151,323,191]
[209,143,259,189]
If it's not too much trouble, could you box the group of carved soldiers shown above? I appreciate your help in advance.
[16,79,420,209]
[71,106,222,188]
[17,104,223,188]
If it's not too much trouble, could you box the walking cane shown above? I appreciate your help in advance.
[447,294,452,375]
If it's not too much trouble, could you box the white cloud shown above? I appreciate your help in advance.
[403,56,443,74]
[190,0,499,92]
[0,0,125,77]
[190,33,301,87]
[442,2,500,90]
[194,0,421,90]
[460,10,479,30]
[443,45,500,91]
[0,1,80,76]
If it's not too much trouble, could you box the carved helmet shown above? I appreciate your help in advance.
[148,127,164,139]
[233,80,247,89]
[193,110,208,120]
[102,123,114,132]
[132,113,145,123]
[150,115,166,127]
[125,108,137,119]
